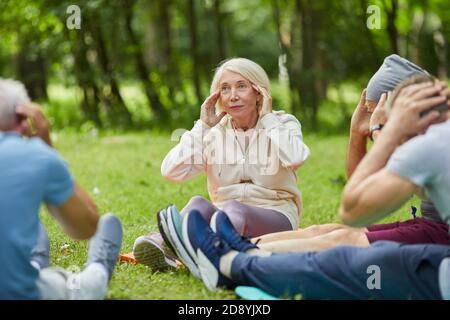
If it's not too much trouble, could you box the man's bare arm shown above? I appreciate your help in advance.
[340,169,417,226]
[47,184,99,240]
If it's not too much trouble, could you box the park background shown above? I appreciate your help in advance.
[0,0,449,299]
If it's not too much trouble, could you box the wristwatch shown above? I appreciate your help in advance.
[369,124,384,140]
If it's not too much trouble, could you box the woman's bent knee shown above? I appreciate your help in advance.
[187,195,210,207]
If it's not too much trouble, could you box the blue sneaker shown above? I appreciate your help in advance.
[87,213,123,282]
[182,210,235,291]
[210,211,258,252]
[165,204,201,278]
[439,257,450,300]
[31,222,50,269]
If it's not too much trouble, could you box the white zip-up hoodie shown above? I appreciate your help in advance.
[161,111,310,228]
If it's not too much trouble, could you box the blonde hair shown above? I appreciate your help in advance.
[385,74,435,115]
[0,78,30,130]
[210,58,270,109]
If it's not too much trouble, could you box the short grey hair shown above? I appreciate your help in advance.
[385,74,435,115]
[0,78,30,130]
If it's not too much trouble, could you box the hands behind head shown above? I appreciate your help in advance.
[251,84,272,118]
[383,80,449,143]
[15,103,52,146]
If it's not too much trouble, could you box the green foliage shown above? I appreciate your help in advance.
[0,0,449,130]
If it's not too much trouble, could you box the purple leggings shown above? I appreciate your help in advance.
[180,196,293,237]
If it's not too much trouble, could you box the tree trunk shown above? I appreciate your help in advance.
[272,0,297,115]
[384,0,399,54]
[122,0,166,118]
[288,0,304,117]
[158,0,178,105]
[88,10,133,125]
[187,0,203,105]
[271,0,284,54]
[64,21,103,126]
[299,0,320,126]
[214,0,226,61]
[72,28,102,126]
[16,41,48,101]
[359,0,381,68]
[407,0,427,64]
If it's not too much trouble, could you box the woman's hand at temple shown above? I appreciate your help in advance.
[253,85,272,118]
[200,89,227,127]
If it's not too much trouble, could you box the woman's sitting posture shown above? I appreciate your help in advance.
[133,58,310,270]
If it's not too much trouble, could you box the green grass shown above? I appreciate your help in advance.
[40,131,419,299]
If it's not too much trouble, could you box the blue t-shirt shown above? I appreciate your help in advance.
[0,132,74,299]
[386,120,450,228]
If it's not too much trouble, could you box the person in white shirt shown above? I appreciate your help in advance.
[133,58,310,271]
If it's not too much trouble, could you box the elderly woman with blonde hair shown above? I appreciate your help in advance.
[134,58,310,271]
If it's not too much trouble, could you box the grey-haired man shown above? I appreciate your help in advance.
[251,55,449,253]
[0,78,122,299]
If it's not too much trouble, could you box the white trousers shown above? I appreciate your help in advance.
[36,263,108,300]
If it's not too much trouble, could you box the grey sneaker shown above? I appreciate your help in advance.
[133,231,178,271]
[31,222,50,269]
[439,257,450,300]
[87,213,123,282]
